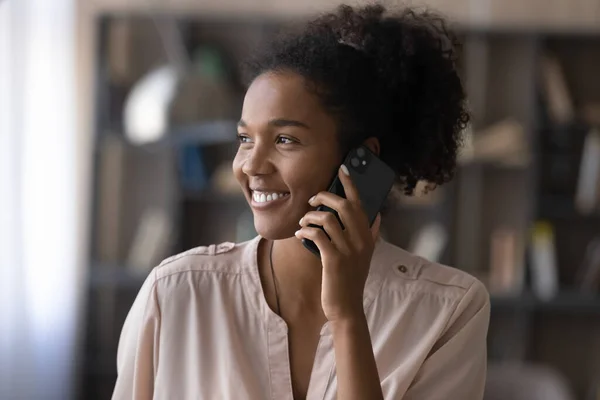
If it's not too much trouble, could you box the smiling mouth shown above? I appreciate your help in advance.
[251,190,290,205]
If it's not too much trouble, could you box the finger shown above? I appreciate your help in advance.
[309,192,363,236]
[338,164,361,205]
[370,213,381,241]
[295,226,336,256]
[300,211,350,253]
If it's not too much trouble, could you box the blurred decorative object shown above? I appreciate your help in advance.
[408,223,448,263]
[124,65,179,145]
[489,227,525,295]
[169,47,240,125]
[540,53,574,125]
[96,134,126,263]
[211,161,242,196]
[484,362,575,400]
[575,129,600,215]
[123,17,239,146]
[529,221,559,300]
[458,118,530,167]
[575,237,600,293]
[126,206,174,273]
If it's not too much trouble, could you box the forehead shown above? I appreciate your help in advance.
[241,71,335,130]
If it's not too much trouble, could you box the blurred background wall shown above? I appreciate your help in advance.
[1,0,600,399]
[1,1,81,400]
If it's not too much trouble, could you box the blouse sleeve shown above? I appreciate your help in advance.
[112,268,161,400]
[401,279,490,400]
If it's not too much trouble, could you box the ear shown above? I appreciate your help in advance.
[362,137,380,156]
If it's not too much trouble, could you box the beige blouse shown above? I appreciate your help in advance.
[112,236,490,400]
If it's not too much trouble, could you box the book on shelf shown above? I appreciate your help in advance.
[458,118,529,167]
[539,53,575,125]
[575,129,600,215]
[529,221,559,300]
[178,145,209,193]
[575,237,600,293]
[586,376,600,400]
[96,134,125,263]
[107,18,133,85]
[581,102,600,127]
[489,227,525,295]
[126,206,174,274]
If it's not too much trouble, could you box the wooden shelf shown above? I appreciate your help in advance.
[118,120,239,148]
[89,263,148,288]
[538,194,600,221]
[86,0,600,32]
[491,291,600,313]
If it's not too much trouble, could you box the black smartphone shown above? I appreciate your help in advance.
[302,145,396,257]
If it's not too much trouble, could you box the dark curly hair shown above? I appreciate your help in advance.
[244,4,469,195]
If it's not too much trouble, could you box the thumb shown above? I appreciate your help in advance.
[370,213,381,241]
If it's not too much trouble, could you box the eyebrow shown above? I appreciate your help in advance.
[237,118,311,130]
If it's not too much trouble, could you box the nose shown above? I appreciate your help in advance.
[241,143,274,177]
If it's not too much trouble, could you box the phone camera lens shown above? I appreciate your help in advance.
[356,148,365,157]
[351,158,360,168]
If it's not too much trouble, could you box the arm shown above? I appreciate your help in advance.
[112,269,161,400]
[296,166,386,399]
[332,314,384,400]
[399,280,490,400]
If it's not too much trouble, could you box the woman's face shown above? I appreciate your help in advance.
[233,71,342,239]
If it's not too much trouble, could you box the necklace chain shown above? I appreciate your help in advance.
[269,240,281,316]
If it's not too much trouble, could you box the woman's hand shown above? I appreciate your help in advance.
[295,164,381,323]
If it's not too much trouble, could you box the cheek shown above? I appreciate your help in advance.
[284,158,335,196]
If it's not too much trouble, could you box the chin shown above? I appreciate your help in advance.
[253,216,299,240]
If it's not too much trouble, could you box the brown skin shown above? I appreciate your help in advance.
[233,70,384,400]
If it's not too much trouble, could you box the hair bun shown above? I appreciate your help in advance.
[245,4,469,196]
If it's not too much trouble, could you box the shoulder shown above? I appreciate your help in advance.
[151,236,260,282]
[374,238,489,306]
[373,239,490,345]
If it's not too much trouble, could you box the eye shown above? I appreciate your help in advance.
[276,136,296,145]
[237,134,252,144]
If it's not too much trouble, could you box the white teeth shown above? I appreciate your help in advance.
[252,191,289,203]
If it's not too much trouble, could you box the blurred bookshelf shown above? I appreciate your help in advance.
[80,10,600,400]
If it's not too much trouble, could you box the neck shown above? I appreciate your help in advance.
[269,236,324,312]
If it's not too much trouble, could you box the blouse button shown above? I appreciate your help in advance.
[397,265,408,273]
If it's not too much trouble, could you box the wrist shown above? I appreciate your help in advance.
[330,312,368,333]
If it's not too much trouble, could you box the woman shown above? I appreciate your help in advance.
[113,4,490,400]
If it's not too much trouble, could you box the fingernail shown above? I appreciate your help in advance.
[309,195,316,204]
[340,164,350,176]
[299,217,304,225]
[294,230,301,237]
